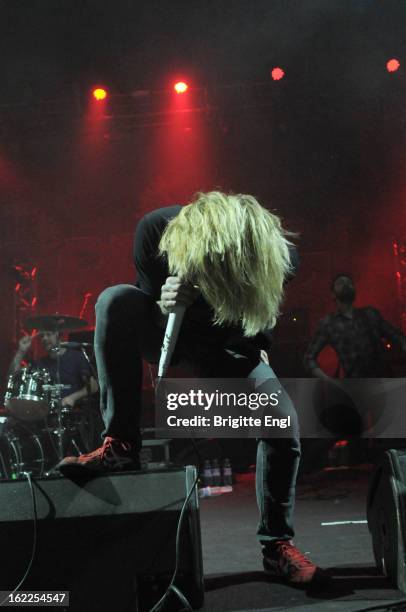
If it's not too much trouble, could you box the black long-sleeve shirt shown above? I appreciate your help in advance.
[133,205,299,351]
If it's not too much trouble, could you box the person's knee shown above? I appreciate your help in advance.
[259,436,301,457]
[95,284,135,315]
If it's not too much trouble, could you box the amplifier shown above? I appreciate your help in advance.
[0,466,204,611]
[367,449,406,592]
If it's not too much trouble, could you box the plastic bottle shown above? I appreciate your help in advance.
[222,458,233,486]
[199,486,222,498]
[199,485,233,498]
[202,459,213,487]
[211,458,221,486]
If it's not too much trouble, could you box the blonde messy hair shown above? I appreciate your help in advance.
[158,191,294,337]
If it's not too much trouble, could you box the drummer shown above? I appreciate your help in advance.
[9,330,98,409]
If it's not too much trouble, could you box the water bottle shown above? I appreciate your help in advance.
[199,485,233,498]
[211,458,221,486]
[199,486,221,498]
[222,458,233,486]
[202,459,213,487]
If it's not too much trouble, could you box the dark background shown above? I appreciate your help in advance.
[1,0,406,388]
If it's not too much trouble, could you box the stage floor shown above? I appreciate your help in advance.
[199,466,405,612]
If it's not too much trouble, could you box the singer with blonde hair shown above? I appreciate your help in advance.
[159,191,293,336]
[58,190,326,585]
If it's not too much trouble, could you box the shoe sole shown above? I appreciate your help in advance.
[263,558,329,586]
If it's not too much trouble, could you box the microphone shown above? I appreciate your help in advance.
[158,305,186,379]
[59,341,93,349]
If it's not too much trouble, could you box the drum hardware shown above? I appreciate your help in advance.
[4,367,51,421]
[2,374,88,480]
[41,344,97,474]
[42,383,71,401]
[24,314,88,333]
[55,347,67,465]
[42,402,87,463]
[0,420,45,479]
[59,341,92,349]
[1,313,98,479]
[24,313,89,471]
[52,340,99,459]
[0,417,10,478]
[0,403,91,480]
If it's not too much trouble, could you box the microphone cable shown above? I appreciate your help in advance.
[149,438,202,612]
[0,472,38,606]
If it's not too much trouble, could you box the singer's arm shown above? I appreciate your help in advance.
[132,209,200,326]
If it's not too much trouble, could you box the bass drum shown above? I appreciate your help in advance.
[0,420,45,480]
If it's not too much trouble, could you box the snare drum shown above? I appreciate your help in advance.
[4,367,51,421]
[0,419,45,479]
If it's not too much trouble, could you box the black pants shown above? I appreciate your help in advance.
[94,285,301,543]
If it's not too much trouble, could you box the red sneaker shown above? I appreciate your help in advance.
[57,436,140,476]
[263,540,328,585]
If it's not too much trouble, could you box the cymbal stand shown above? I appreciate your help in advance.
[79,345,99,387]
[55,347,64,463]
[79,345,99,453]
[43,348,70,475]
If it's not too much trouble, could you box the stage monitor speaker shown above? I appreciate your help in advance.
[0,466,204,611]
[367,448,406,592]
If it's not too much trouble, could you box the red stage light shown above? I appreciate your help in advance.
[93,87,107,101]
[174,81,188,94]
[271,67,285,81]
[386,58,400,73]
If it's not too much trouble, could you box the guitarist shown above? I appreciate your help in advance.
[304,274,406,379]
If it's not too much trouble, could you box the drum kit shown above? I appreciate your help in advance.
[0,314,96,480]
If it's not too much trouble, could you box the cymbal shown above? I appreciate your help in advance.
[25,314,88,332]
